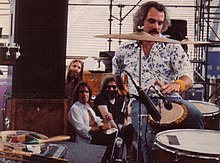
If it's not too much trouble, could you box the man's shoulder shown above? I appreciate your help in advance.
[119,40,138,49]
[94,93,107,101]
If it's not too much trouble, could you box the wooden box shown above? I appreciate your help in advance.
[4,99,68,137]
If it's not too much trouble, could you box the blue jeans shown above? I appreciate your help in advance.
[131,97,204,163]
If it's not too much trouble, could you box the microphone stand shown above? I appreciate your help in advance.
[137,41,143,163]
[123,41,162,163]
[123,40,146,163]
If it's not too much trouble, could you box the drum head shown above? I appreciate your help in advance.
[149,102,188,128]
[155,129,220,155]
[159,103,186,124]
[189,100,220,115]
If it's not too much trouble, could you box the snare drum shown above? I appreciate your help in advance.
[154,129,220,163]
[149,102,188,131]
[189,100,220,130]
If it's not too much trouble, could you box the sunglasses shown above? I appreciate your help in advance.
[107,85,117,90]
[79,90,89,93]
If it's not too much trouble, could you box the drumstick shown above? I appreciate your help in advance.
[11,135,70,144]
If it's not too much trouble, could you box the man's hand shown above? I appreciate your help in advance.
[104,112,113,122]
[155,80,180,94]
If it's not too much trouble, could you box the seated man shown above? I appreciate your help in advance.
[68,81,117,162]
[65,59,84,101]
[93,76,134,158]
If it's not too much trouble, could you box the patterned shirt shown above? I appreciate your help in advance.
[112,40,193,97]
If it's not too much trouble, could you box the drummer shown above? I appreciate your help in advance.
[112,1,204,163]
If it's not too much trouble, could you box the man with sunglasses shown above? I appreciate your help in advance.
[93,76,134,159]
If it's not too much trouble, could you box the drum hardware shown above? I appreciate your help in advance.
[208,84,220,102]
[4,117,10,129]
[215,96,220,107]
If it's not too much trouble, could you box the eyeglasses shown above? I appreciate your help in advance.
[79,90,89,93]
[107,85,117,90]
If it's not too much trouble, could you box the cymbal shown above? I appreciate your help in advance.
[180,39,212,45]
[95,31,181,44]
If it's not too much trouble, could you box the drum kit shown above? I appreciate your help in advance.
[96,31,220,163]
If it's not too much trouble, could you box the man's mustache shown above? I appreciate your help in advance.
[149,29,159,34]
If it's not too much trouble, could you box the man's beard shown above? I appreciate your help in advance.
[106,90,117,100]
[67,70,80,82]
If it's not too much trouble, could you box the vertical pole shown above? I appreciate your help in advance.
[204,0,211,101]
[108,0,113,51]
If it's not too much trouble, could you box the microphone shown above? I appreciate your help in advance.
[115,75,128,96]
[164,100,173,110]
[114,137,123,162]
[135,86,161,122]
[152,85,173,110]
[122,70,161,121]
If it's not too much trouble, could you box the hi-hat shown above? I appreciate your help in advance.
[180,39,212,45]
[95,31,181,44]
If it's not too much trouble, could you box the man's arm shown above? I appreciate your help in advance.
[155,75,192,94]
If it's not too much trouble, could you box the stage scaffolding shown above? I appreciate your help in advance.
[193,0,220,101]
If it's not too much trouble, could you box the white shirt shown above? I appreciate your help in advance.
[68,101,104,143]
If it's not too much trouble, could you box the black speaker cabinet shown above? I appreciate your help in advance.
[163,19,188,52]
[163,19,187,40]
[9,0,68,98]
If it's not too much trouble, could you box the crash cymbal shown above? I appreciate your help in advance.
[95,31,181,44]
[180,39,212,45]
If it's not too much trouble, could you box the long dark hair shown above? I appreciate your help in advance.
[133,1,171,33]
[72,81,92,104]
[100,76,116,94]
[65,59,84,83]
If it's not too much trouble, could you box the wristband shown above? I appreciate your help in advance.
[173,79,185,92]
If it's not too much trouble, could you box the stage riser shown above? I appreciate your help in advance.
[4,99,68,137]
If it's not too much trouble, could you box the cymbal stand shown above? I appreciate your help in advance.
[108,0,142,48]
[108,0,113,51]
[124,40,145,163]
[137,41,143,163]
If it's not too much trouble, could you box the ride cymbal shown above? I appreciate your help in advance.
[95,31,181,44]
[180,39,212,45]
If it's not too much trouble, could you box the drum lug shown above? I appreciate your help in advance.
[4,117,10,129]
[173,152,179,162]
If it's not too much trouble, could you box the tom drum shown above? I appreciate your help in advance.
[189,100,220,130]
[154,129,220,163]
